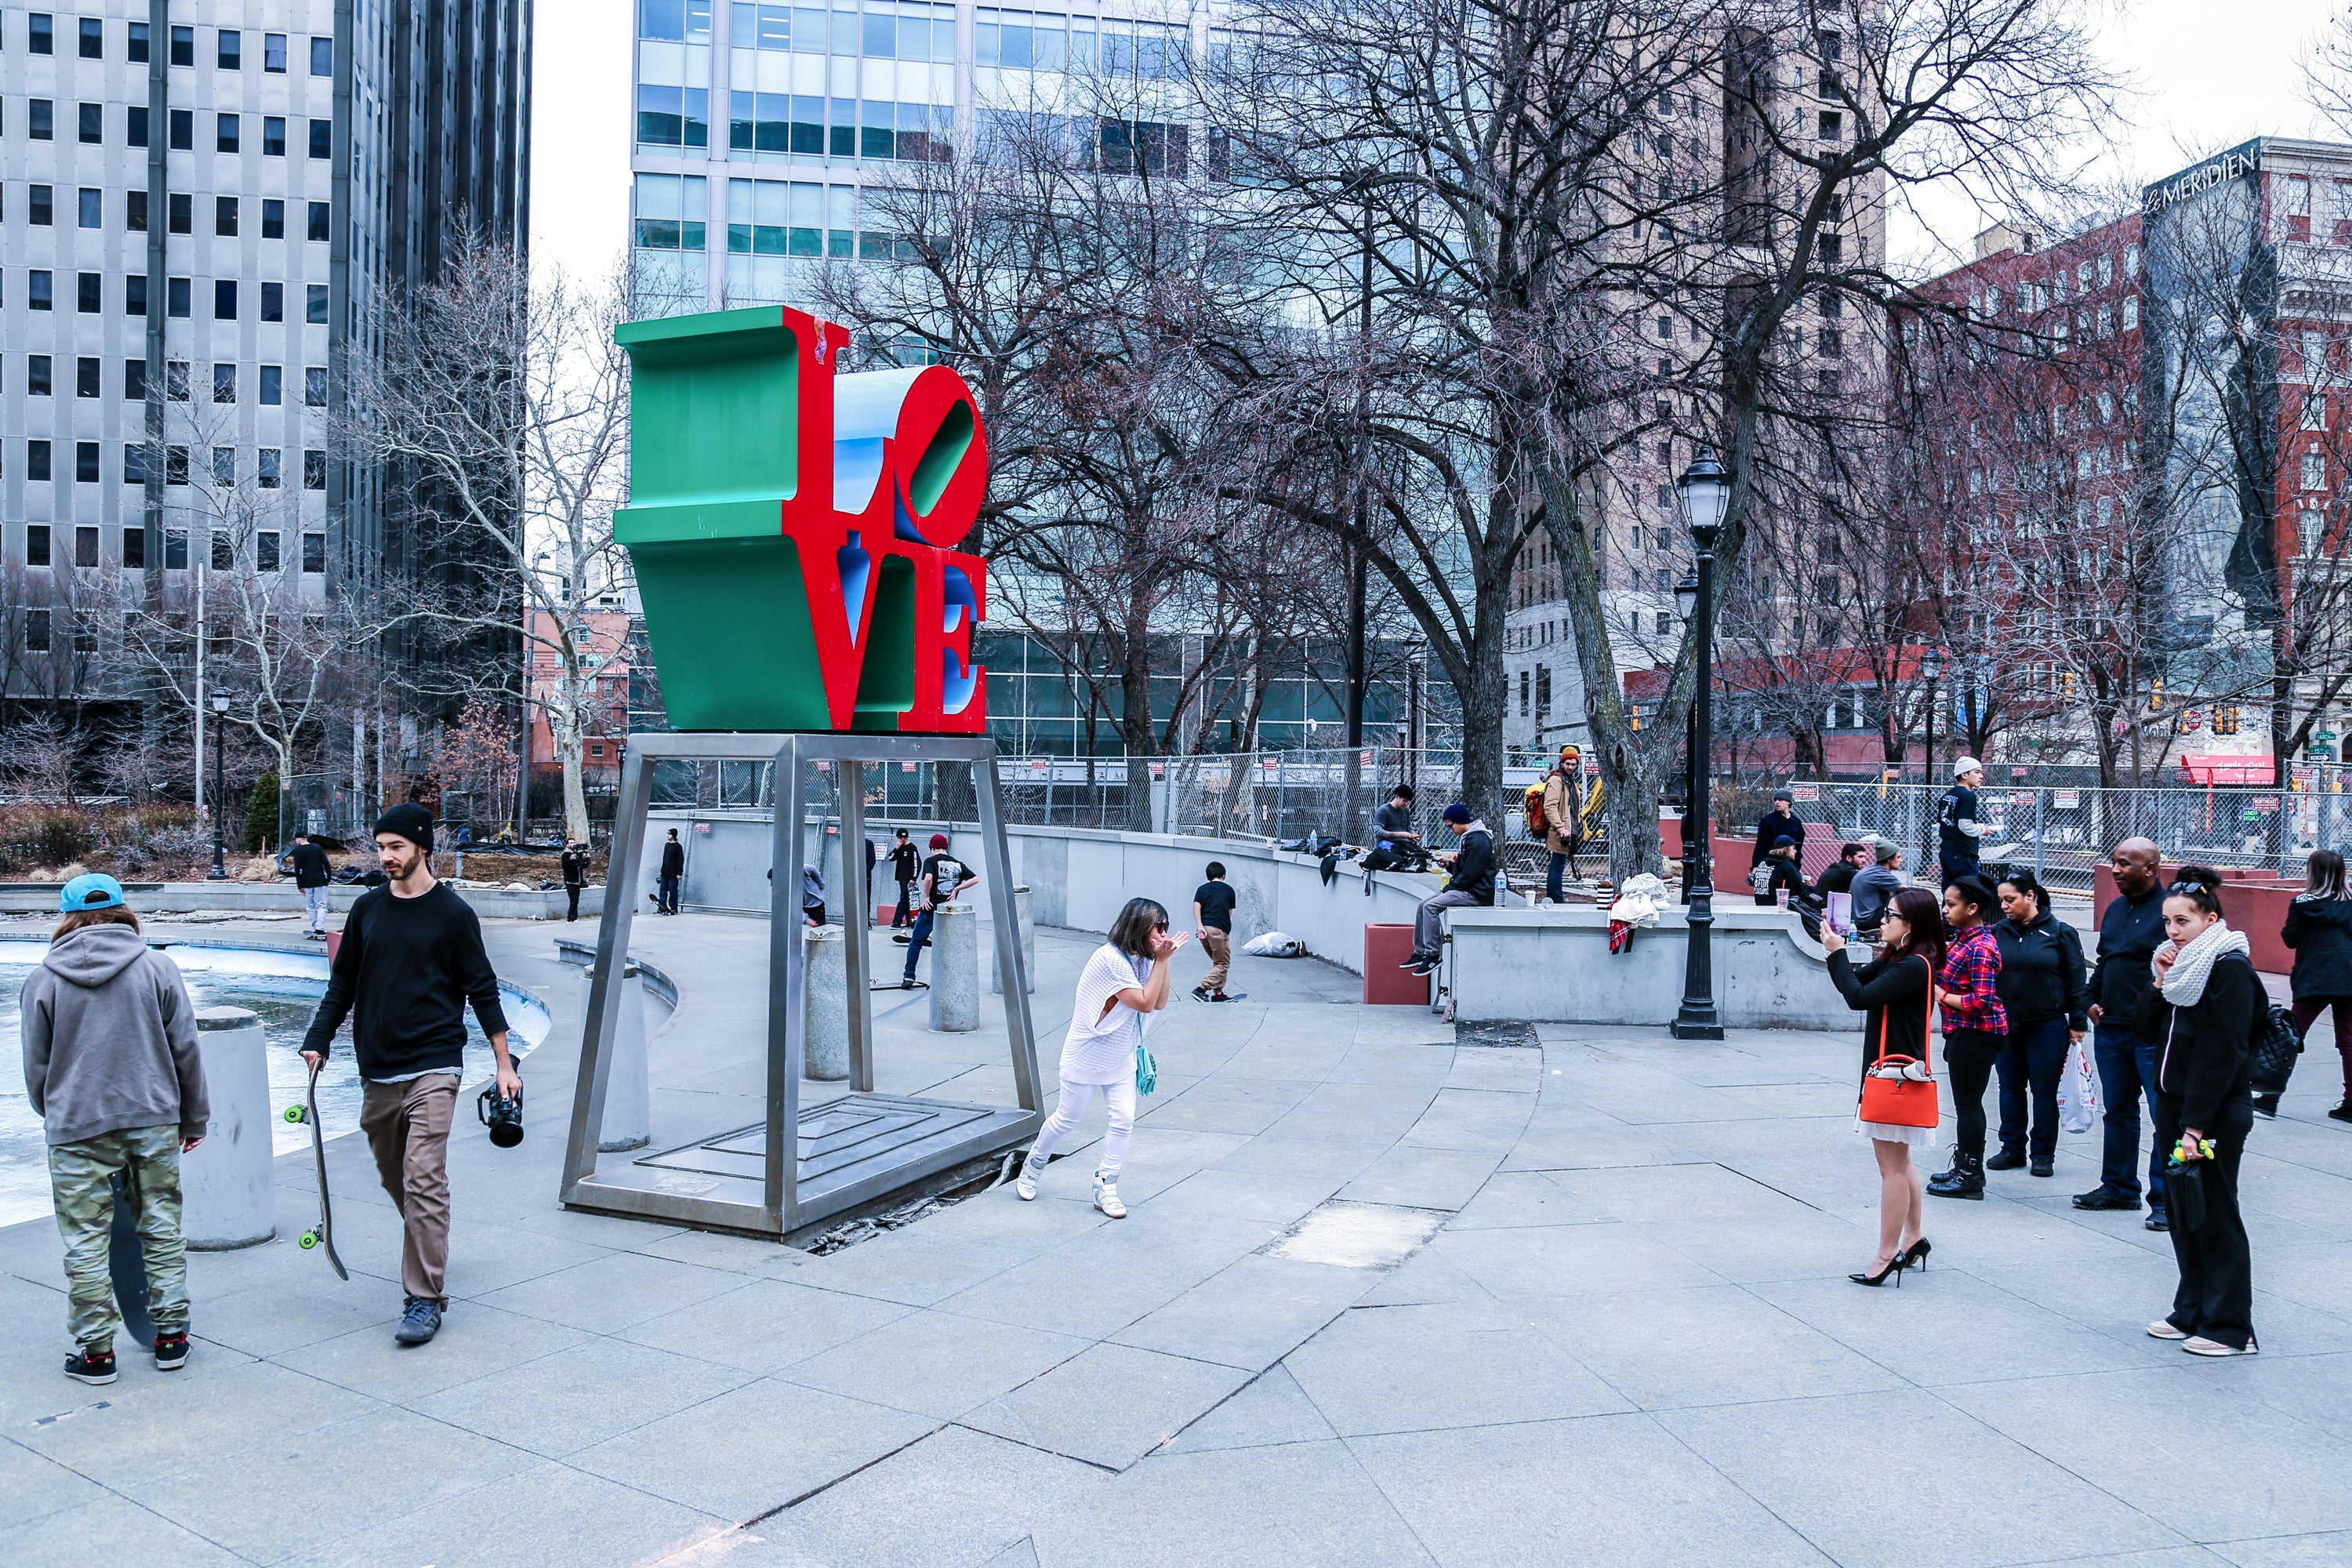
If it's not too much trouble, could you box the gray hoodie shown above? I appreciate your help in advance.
[20,924,208,1145]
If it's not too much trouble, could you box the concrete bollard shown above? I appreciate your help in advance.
[929,902,980,1031]
[989,884,1036,996]
[593,961,652,1152]
[182,1007,274,1250]
[803,923,849,1079]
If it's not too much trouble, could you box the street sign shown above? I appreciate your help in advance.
[1791,785,1819,801]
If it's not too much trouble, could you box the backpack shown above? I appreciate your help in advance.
[1523,783,1548,834]
[2250,1001,2303,1104]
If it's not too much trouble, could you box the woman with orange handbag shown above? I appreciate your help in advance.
[1823,885,1945,1287]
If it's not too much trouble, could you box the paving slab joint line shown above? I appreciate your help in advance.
[724,1419,951,1529]
[949,1420,1126,1474]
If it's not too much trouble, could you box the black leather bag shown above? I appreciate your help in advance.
[2250,1002,2303,1108]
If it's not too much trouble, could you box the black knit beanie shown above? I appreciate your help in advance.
[375,803,435,853]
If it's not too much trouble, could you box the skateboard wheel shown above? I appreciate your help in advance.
[285,1105,306,1123]
[299,1230,318,1250]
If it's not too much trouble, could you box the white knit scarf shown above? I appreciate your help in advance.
[2154,920,2250,1007]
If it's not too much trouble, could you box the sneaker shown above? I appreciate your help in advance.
[1404,956,1440,976]
[1014,1158,1040,1201]
[898,978,918,990]
[394,1297,443,1346]
[1398,954,1431,971]
[2072,1185,2140,1211]
[64,1346,116,1385]
[2147,1319,2188,1341]
[2328,1102,2352,1123]
[2183,1335,2257,1356]
[1191,985,1212,1003]
[2146,1210,2169,1232]
[1093,1176,1127,1220]
[1985,1149,2027,1171]
[892,933,912,945]
[153,1331,189,1370]
[2029,1157,2054,1178]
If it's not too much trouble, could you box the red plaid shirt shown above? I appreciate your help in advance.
[1938,923,2008,1033]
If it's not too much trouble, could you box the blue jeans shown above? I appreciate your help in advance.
[1546,851,1568,904]
[902,907,935,981]
[2094,1025,2166,1211]
[1994,1015,2071,1160]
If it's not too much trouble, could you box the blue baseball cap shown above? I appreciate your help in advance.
[59,873,126,913]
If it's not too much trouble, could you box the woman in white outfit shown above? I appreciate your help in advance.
[1015,898,1185,1218]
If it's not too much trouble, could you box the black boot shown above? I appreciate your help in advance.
[1927,1149,1985,1200]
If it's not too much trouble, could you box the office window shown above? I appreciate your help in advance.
[215,280,238,319]
[307,284,328,324]
[27,524,52,566]
[637,85,709,148]
[216,113,239,152]
[28,13,52,54]
[126,191,148,231]
[125,274,147,315]
[78,187,100,227]
[169,193,191,233]
[262,198,285,238]
[303,449,326,489]
[75,357,99,398]
[26,355,51,396]
[257,531,281,570]
[78,102,102,143]
[218,29,241,68]
[304,367,327,406]
[633,172,707,249]
[170,24,193,66]
[165,445,188,485]
[308,118,330,158]
[263,116,285,155]
[28,271,52,311]
[122,526,144,566]
[78,16,101,56]
[213,363,237,403]
[264,32,287,71]
[641,0,713,40]
[258,450,282,491]
[129,20,149,62]
[260,365,283,405]
[216,197,239,236]
[26,610,52,651]
[78,273,101,314]
[129,105,148,146]
[27,441,52,481]
[167,360,189,401]
[310,37,332,75]
[302,532,325,573]
[124,359,146,400]
[29,100,53,140]
[169,109,192,149]
[212,448,236,486]
[260,281,282,321]
[1819,110,1842,140]
[168,278,190,316]
[75,447,99,487]
[165,528,186,567]
[210,530,232,569]
[307,201,330,241]
[29,185,53,225]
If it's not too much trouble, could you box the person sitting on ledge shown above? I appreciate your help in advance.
[1403,804,1494,977]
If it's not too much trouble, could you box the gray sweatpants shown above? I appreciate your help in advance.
[303,885,329,931]
[1414,889,1482,959]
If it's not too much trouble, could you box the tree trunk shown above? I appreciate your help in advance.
[1120,618,1156,833]
[562,733,590,845]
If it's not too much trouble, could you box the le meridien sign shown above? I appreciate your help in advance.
[2145,147,2260,218]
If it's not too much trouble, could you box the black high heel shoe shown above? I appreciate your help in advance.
[1849,1253,1907,1287]
[1902,1238,1931,1272]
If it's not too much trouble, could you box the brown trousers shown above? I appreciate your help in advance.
[1200,929,1232,993]
[360,1073,459,1301]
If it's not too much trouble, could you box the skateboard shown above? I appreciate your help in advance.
[281,1062,349,1280]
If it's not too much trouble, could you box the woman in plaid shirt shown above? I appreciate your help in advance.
[1929,877,2010,1201]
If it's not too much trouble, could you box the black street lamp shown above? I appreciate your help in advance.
[1671,448,1729,1041]
[207,691,233,880]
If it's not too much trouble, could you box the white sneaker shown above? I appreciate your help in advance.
[2147,1320,2188,1341]
[1092,1177,1126,1219]
[2182,1335,2257,1356]
[1014,1160,1039,1201]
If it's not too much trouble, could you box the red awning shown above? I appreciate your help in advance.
[2177,754,2275,786]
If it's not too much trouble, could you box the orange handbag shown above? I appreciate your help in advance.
[1859,956,1940,1128]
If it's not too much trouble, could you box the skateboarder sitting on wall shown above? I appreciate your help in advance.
[301,804,520,1347]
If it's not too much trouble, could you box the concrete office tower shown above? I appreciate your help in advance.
[2,2,528,677]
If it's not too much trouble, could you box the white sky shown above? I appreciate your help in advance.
[524,0,2347,289]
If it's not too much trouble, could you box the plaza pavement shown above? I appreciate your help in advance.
[3,907,2352,1567]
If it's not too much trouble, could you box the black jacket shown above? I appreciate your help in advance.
[2091,883,2167,1027]
[1444,827,1496,902]
[1751,811,1806,868]
[1994,910,2091,1029]
[1754,856,1805,906]
[561,848,589,887]
[2147,951,2263,1131]
[286,842,332,890]
[659,840,685,878]
[1937,785,1984,859]
[1816,861,1859,899]
[1828,948,1934,1091]
[2282,897,2352,1000]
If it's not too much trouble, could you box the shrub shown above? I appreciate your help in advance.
[245,773,281,854]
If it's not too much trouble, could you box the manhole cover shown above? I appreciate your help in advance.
[1262,1201,1442,1269]
[1456,1020,1537,1049]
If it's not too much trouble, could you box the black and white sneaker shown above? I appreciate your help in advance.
[153,1332,189,1370]
[1405,956,1439,976]
[64,1346,117,1385]
[1191,985,1212,1003]
[394,1297,444,1346]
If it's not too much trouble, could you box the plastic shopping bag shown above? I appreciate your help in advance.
[2058,1039,2098,1134]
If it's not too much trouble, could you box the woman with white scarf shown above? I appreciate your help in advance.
[2144,867,2263,1356]
[1014,898,1185,1219]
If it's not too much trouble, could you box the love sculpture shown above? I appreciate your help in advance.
[614,305,989,734]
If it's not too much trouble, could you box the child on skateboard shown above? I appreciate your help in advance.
[301,805,521,1347]
[20,875,209,1384]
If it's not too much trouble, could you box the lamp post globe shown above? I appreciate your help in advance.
[1670,447,1728,1040]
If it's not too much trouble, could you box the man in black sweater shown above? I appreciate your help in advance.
[1405,804,1494,976]
[285,833,333,940]
[657,829,686,915]
[2074,837,2172,1229]
[560,839,590,924]
[302,804,518,1345]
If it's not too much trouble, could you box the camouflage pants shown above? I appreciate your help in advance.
[50,1126,189,1348]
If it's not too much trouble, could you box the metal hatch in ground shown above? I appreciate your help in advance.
[557,732,1043,1239]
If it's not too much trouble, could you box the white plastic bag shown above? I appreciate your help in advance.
[1243,931,1305,957]
[2058,1039,2098,1134]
